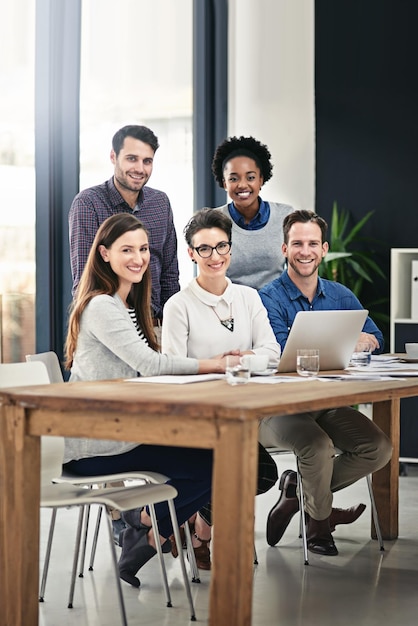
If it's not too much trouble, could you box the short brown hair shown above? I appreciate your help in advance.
[183,208,232,247]
[283,210,328,244]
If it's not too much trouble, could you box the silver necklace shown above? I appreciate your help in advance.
[212,303,234,332]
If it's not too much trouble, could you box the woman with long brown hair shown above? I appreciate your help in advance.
[64,212,226,587]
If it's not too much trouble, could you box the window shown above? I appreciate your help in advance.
[0,0,35,362]
[79,0,194,286]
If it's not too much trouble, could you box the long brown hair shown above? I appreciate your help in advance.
[65,213,158,369]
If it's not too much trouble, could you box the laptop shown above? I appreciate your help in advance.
[277,309,369,373]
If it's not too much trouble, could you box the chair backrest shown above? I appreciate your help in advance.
[25,351,64,383]
[0,360,50,386]
[0,361,65,484]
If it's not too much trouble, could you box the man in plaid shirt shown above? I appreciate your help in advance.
[68,125,181,542]
[69,124,180,323]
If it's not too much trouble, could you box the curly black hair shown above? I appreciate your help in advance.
[211,135,273,188]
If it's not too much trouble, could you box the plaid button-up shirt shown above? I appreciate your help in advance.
[69,177,180,318]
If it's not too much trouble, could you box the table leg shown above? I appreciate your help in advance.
[0,403,40,626]
[209,419,259,626]
[372,398,400,540]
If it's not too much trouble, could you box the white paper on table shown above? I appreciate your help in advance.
[125,374,225,384]
[371,355,402,364]
[318,374,406,382]
[347,361,418,375]
[248,376,307,384]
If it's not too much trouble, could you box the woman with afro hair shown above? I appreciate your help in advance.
[212,135,293,290]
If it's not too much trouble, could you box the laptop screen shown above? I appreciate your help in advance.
[277,309,368,373]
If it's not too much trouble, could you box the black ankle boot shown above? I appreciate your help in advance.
[118,526,157,587]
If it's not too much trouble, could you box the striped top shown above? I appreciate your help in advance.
[127,308,148,346]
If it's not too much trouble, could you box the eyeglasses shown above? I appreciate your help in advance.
[192,241,232,258]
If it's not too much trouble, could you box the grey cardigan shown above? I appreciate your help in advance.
[216,202,293,290]
[64,293,199,463]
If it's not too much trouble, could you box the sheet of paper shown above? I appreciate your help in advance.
[125,374,225,384]
[347,362,418,375]
[370,355,401,364]
[318,374,406,382]
[248,376,306,384]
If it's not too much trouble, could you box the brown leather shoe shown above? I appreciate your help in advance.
[188,531,211,570]
[306,516,338,556]
[169,525,186,558]
[329,503,366,532]
[266,469,299,546]
[193,539,211,570]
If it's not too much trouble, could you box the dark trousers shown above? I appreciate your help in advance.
[64,444,213,538]
[198,442,278,526]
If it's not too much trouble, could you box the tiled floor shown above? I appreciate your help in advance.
[38,454,418,626]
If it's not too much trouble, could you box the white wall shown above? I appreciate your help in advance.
[228,0,315,211]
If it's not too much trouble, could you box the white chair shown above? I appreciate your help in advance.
[2,360,196,624]
[25,349,65,383]
[26,351,200,584]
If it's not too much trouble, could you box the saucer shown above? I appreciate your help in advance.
[251,368,278,376]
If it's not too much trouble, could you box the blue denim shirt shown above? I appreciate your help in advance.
[259,270,384,353]
[228,198,270,230]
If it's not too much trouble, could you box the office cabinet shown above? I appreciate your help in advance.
[390,249,418,460]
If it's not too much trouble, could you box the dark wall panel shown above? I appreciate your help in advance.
[315,0,418,458]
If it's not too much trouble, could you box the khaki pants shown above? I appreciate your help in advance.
[258,407,392,520]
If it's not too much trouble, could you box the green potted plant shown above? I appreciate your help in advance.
[318,202,389,332]
[319,202,386,296]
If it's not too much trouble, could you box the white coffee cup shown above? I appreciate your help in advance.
[240,354,269,373]
[405,343,418,359]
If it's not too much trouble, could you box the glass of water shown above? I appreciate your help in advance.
[350,342,371,367]
[296,349,320,377]
[225,355,250,385]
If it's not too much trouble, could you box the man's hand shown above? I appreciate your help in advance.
[356,332,379,352]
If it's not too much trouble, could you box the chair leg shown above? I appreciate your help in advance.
[253,542,258,565]
[88,504,103,570]
[366,474,385,551]
[77,503,91,577]
[104,510,128,626]
[183,518,201,582]
[148,503,172,608]
[39,508,58,601]
[168,500,197,621]
[68,506,85,608]
[296,460,309,565]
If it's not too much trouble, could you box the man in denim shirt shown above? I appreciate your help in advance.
[258,210,392,556]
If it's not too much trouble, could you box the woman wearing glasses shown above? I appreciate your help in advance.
[162,208,282,569]
[212,135,293,290]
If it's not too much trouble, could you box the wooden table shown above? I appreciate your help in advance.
[2,375,418,626]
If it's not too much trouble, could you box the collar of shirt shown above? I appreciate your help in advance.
[281,270,327,303]
[108,176,144,209]
[189,277,233,307]
[228,198,270,230]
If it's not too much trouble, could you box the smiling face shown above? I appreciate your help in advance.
[222,156,263,216]
[111,136,154,199]
[282,221,328,280]
[99,228,150,296]
[188,227,231,286]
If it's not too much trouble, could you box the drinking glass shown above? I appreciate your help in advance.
[296,349,320,377]
[225,355,250,385]
[350,342,371,367]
